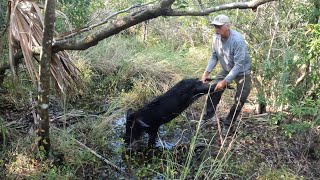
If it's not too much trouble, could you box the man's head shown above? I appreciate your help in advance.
[210,14,231,39]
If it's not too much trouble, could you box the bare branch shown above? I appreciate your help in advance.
[56,2,154,41]
[52,127,130,178]
[167,0,276,16]
[75,139,127,175]
[53,0,276,52]
[53,3,164,52]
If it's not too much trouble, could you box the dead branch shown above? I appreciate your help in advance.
[53,0,276,52]
[295,64,309,87]
[242,113,271,119]
[52,127,129,178]
[75,139,126,174]
[168,0,276,16]
[55,2,154,41]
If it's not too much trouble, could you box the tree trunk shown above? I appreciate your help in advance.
[37,0,56,156]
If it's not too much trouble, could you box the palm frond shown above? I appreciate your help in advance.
[8,0,83,95]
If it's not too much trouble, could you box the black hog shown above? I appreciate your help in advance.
[124,78,216,147]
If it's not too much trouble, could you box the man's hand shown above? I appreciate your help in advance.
[214,80,227,91]
[201,71,210,83]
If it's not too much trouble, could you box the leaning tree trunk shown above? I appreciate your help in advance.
[37,0,56,156]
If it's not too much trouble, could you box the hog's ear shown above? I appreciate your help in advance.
[126,108,135,119]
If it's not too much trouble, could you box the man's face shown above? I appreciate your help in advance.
[214,24,229,39]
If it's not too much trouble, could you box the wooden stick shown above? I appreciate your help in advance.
[241,113,271,119]
[74,139,124,173]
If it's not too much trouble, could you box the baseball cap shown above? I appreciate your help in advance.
[210,14,230,26]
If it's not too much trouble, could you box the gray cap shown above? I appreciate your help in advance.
[210,14,230,26]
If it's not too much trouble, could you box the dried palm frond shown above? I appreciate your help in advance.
[8,0,83,95]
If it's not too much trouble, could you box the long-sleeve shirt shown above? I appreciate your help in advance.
[206,29,251,83]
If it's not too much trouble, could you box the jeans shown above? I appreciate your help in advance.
[205,70,251,126]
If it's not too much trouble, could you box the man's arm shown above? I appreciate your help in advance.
[202,53,218,83]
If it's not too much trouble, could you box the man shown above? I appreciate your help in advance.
[201,14,251,134]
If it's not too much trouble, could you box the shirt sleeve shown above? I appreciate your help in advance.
[224,40,247,83]
[206,36,218,72]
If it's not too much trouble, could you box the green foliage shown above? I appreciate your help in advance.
[306,24,320,87]
[282,122,312,138]
[0,117,9,148]
[146,16,212,49]
[244,0,320,112]
[106,0,147,10]
[290,97,319,117]
[55,0,105,31]
[258,168,303,179]
[228,156,263,178]
[173,0,189,9]
[0,0,6,31]
[0,0,8,66]
[0,36,9,64]
[281,96,319,138]
[271,112,285,125]
[2,74,36,107]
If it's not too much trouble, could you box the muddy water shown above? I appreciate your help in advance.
[111,116,184,150]
[109,115,210,179]
[109,116,182,179]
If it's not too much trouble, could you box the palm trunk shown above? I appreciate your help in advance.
[37,0,56,156]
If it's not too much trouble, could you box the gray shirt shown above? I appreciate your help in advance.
[206,29,251,83]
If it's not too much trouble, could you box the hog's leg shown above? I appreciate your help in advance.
[147,127,159,147]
